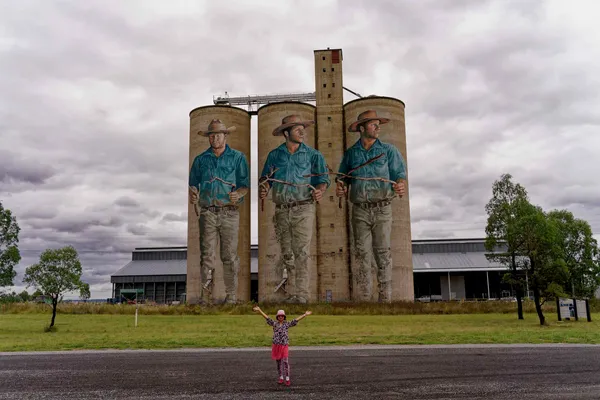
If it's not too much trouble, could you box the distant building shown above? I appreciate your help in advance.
[111,238,522,303]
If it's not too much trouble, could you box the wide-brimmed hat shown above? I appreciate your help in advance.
[198,119,236,136]
[272,115,315,136]
[276,309,286,319]
[348,110,390,132]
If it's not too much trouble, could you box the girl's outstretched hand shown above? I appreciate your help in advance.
[252,306,261,312]
[305,311,312,316]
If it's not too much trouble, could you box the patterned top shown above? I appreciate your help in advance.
[338,138,406,204]
[266,317,298,345]
[260,142,330,205]
[189,144,250,207]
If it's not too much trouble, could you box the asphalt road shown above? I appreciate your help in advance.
[1,344,600,399]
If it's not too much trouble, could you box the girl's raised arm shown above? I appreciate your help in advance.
[253,305,269,320]
[295,310,312,322]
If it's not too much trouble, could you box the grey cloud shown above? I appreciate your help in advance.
[127,223,149,236]
[114,196,140,208]
[0,151,56,185]
[161,212,187,222]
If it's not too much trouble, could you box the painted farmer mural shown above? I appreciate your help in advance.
[189,119,249,304]
[336,110,407,302]
[259,115,330,304]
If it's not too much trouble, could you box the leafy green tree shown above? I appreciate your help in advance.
[79,283,91,301]
[19,290,30,302]
[0,201,21,288]
[484,173,529,319]
[23,246,89,328]
[547,209,600,298]
[517,203,569,325]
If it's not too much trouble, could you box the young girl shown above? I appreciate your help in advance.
[252,306,312,386]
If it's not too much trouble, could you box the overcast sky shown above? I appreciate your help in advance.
[2,0,599,299]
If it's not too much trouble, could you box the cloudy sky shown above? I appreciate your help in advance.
[2,0,599,299]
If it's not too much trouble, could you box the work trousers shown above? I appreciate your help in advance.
[273,203,315,302]
[351,203,393,302]
[198,208,240,303]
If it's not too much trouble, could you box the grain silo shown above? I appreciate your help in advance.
[342,96,414,302]
[313,48,350,302]
[187,105,252,304]
[257,101,319,303]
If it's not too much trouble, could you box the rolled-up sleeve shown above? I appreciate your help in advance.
[189,156,201,189]
[387,145,407,182]
[236,153,250,189]
[311,152,331,188]
[260,152,275,188]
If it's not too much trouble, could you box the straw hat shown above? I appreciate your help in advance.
[272,115,315,136]
[198,119,236,136]
[276,309,286,319]
[348,110,390,132]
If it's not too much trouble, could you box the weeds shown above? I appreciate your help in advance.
[2,298,587,316]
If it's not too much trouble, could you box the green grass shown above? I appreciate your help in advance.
[1,312,599,352]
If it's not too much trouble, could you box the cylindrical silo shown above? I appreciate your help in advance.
[342,96,414,302]
[257,102,319,303]
[187,105,251,304]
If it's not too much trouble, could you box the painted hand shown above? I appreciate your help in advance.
[311,188,323,202]
[393,181,405,197]
[229,190,241,203]
[189,187,198,204]
[335,181,347,197]
[259,184,269,200]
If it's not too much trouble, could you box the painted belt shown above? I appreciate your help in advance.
[201,205,238,213]
[275,199,314,210]
[353,200,392,209]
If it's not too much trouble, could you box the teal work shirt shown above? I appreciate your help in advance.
[189,145,250,207]
[260,142,330,205]
[338,139,406,204]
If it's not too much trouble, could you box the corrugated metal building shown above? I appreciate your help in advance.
[111,239,516,303]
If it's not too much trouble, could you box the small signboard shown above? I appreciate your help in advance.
[576,299,591,321]
[557,298,592,322]
[558,298,575,320]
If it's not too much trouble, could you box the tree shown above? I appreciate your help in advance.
[517,203,569,325]
[0,201,21,288]
[79,283,91,301]
[19,290,30,302]
[484,173,529,319]
[547,209,600,298]
[23,245,88,329]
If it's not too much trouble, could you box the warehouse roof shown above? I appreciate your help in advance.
[112,259,187,276]
[413,252,522,272]
[111,239,515,278]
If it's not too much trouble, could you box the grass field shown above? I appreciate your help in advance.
[1,309,599,352]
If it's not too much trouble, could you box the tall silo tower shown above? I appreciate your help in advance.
[257,102,319,303]
[343,96,414,302]
[187,105,252,304]
[313,48,351,302]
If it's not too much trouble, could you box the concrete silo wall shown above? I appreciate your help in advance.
[257,102,319,303]
[187,105,251,304]
[342,97,414,302]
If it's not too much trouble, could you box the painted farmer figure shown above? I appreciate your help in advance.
[259,115,330,304]
[189,119,249,304]
[336,110,407,302]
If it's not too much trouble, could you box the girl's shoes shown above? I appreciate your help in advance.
[278,378,284,384]
[285,379,291,386]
